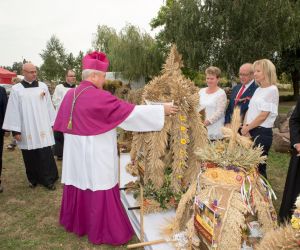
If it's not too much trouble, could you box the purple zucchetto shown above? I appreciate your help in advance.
[82,51,109,72]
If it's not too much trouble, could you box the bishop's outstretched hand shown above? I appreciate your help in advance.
[163,103,179,115]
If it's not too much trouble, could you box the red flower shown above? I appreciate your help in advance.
[40,91,46,98]
[238,96,251,104]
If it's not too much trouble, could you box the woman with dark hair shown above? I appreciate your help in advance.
[199,66,227,140]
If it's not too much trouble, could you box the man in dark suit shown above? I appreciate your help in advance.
[225,63,258,125]
[279,98,300,222]
[0,86,8,192]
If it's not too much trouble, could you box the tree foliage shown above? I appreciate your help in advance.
[39,35,67,81]
[93,24,164,81]
[2,61,24,75]
[73,51,84,81]
[277,0,300,97]
[39,35,83,82]
[151,0,300,82]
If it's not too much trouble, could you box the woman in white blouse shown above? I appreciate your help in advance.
[241,59,279,178]
[199,66,227,140]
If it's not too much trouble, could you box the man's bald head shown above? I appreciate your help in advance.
[240,63,253,74]
[239,63,254,85]
[22,63,37,82]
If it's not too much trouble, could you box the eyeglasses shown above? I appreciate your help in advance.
[67,75,76,77]
[24,70,37,74]
[239,73,251,77]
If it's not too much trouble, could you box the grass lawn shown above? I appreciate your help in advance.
[0,137,142,250]
[278,88,295,114]
[267,149,290,212]
[278,101,296,114]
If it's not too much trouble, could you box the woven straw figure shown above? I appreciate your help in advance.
[126,45,208,213]
[165,108,278,250]
[103,80,134,152]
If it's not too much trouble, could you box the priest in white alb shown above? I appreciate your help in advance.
[53,51,178,245]
[2,63,58,190]
[52,69,76,160]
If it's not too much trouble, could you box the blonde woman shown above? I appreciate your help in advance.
[241,59,279,178]
[199,66,227,140]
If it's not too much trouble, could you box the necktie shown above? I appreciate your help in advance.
[234,84,246,105]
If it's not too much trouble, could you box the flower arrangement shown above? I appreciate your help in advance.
[131,167,184,213]
[237,96,251,104]
[291,196,300,230]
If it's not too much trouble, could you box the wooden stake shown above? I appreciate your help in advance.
[140,184,144,242]
[126,183,177,249]
[127,239,167,249]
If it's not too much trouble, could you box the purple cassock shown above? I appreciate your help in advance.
[60,184,134,245]
[54,51,136,245]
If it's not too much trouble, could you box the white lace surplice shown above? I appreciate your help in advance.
[52,84,72,112]
[2,82,55,150]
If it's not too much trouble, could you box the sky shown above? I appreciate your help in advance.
[0,0,165,67]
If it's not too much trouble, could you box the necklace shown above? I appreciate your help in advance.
[67,85,93,129]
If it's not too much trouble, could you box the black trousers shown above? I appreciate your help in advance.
[53,131,64,158]
[0,132,3,184]
[249,127,273,179]
[21,146,59,187]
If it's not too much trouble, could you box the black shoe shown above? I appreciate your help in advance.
[46,184,56,191]
[29,183,37,188]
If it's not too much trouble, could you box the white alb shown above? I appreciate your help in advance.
[52,83,73,112]
[2,82,56,150]
[62,105,165,191]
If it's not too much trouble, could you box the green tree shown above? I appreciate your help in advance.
[92,25,120,74]
[39,35,67,81]
[74,51,84,81]
[65,53,76,70]
[151,0,300,94]
[93,24,164,82]
[277,0,300,98]
[2,60,25,75]
[93,25,118,54]
[11,61,24,75]
[151,0,208,71]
